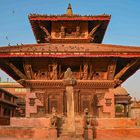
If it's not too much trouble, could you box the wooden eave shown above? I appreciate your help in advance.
[0,82,23,88]
[0,43,140,58]
[0,43,140,84]
[0,88,17,98]
[28,14,111,21]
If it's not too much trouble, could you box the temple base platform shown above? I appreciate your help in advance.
[0,117,140,139]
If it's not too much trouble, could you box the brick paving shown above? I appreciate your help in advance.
[0,137,140,140]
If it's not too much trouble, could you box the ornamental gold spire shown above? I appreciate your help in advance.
[66,3,73,16]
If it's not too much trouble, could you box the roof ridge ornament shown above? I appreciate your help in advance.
[66,3,73,16]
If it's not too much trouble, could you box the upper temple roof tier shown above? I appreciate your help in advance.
[28,4,111,44]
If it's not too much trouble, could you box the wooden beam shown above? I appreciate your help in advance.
[88,23,101,37]
[24,64,33,79]
[5,61,27,79]
[114,59,139,80]
[40,26,51,38]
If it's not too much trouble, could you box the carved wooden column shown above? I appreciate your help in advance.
[63,68,77,134]
[52,64,57,80]
[83,64,88,80]
[0,105,3,117]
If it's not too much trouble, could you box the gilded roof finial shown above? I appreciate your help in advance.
[66,3,73,16]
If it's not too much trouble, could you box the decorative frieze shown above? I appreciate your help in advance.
[23,80,115,89]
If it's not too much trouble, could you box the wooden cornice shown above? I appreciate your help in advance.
[21,79,115,89]
[29,16,111,21]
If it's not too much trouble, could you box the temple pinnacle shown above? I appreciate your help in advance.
[66,3,73,16]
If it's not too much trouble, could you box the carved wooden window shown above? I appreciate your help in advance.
[106,99,112,106]
[37,107,45,116]
[29,99,35,106]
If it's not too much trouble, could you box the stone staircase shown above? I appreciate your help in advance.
[57,116,84,139]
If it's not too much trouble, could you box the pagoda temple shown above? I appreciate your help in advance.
[0,4,140,118]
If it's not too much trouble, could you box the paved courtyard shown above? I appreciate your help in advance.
[0,137,140,140]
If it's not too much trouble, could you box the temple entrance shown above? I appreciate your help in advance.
[77,91,98,116]
[80,94,92,114]
[47,92,63,114]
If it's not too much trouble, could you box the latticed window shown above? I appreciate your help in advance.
[29,99,35,106]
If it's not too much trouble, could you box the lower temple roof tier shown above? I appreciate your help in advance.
[0,43,140,58]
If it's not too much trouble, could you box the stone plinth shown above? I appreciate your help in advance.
[49,127,57,139]
[92,118,139,139]
[91,118,136,128]
[0,126,49,139]
[95,128,140,139]
[10,117,50,127]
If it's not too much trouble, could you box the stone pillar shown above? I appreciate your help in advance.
[66,86,75,133]
[63,68,77,134]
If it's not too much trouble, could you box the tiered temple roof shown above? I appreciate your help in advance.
[0,4,139,87]
[28,4,111,43]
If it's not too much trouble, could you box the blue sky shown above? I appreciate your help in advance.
[0,0,140,99]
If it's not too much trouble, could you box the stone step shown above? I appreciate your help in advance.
[59,128,83,134]
[58,136,84,140]
[58,117,84,138]
[76,130,83,133]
